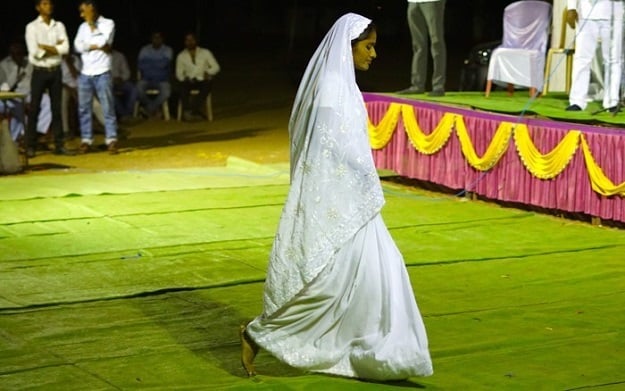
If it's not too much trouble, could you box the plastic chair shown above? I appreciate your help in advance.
[134,90,170,120]
[543,8,575,95]
[177,90,213,122]
[485,0,552,97]
[133,72,171,120]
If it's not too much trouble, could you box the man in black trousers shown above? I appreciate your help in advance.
[25,0,72,156]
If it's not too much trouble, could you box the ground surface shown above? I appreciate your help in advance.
[20,50,300,175]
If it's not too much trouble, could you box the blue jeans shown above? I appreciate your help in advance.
[78,72,117,144]
[137,80,171,114]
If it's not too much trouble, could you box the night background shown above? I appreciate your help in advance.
[0,0,520,92]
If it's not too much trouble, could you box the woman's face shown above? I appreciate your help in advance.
[352,30,377,71]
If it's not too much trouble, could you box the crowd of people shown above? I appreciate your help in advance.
[0,0,220,158]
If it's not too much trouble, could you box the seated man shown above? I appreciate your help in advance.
[111,48,138,122]
[175,32,220,121]
[137,31,172,118]
[0,40,51,143]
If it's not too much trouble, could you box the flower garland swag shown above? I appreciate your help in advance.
[367,102,625,197]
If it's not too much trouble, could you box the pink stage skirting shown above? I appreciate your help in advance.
[364,93,625,223]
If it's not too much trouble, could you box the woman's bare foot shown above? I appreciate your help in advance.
[240,323,259,377]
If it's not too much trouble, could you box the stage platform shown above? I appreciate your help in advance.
[364,91,625,225]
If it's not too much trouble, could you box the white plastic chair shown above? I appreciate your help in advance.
[485,0,552,97]
[133,72,171,120]
[177,90,213,122]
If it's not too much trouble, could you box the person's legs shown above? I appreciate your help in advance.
[115,81,137,118]
[600,14,623,109]
[78,73,95,144]
[569,19,599,110]
[192,80,211,116]
[136,79,152,113]
[93,72,118,145]
[37,93,52,136]
[422,0,446,93]
[49,69,65,150]
[179,80,192,113]
[1,100,25,141]
[407,3,428,91]
[26,70,46,152]
[61,87,71,135]
[152,81,171,109]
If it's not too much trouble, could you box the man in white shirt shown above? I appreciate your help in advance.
[24,0,71,157]
[0,42,31,143]
[0,41,52,144]
[397,0,447,96]
[566,0,624,112]
[175,32,220,121]
[74,0,118,154]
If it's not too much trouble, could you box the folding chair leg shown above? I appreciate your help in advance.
[206,94,213,122]
[543,51,553,95]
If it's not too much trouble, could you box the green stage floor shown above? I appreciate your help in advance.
[1,159,624,390]
[384,91,625,128]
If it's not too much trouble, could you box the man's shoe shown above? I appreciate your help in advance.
[78,143,91,154]
[428,89,445,97]
[396,86,425,95]
[607,106,619,113]
[26,147,36,158]
[565,104,582,111]
[107,141,119,155]
[53,147,76,156]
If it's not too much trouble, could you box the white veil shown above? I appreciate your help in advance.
[262,13,385,317]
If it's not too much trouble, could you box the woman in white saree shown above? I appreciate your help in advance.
[241,12,433,381]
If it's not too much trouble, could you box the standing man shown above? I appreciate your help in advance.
[175,32,220,121]
[565,0,624,112]
[74,0,118,154]
[25,0,71,157]
[397,0,447,96]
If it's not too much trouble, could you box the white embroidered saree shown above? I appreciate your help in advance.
[246,13,433,380]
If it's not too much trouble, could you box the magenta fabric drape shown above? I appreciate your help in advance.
[365,95,625,223]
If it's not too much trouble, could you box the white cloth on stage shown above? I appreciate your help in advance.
[487,1,552,91]
[245,12,433,381]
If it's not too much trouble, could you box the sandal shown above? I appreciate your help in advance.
[240,323,259,377]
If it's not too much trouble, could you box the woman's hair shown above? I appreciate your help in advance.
[351,22,376,47]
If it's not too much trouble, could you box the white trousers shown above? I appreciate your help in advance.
[569,10,624,109]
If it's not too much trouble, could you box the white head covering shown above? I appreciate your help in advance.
[262,13,385,317]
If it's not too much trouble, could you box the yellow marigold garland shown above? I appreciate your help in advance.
[580,136,625,197]
[366,103,625,197]
[513,124,581,179]
[402,106,454,155]
[455,117,513,171]
[368,102,402,150]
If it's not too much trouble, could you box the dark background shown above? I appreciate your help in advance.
[0,0,524,91]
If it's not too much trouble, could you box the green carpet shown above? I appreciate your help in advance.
[386,91,625,127]
[1,159,624,390]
